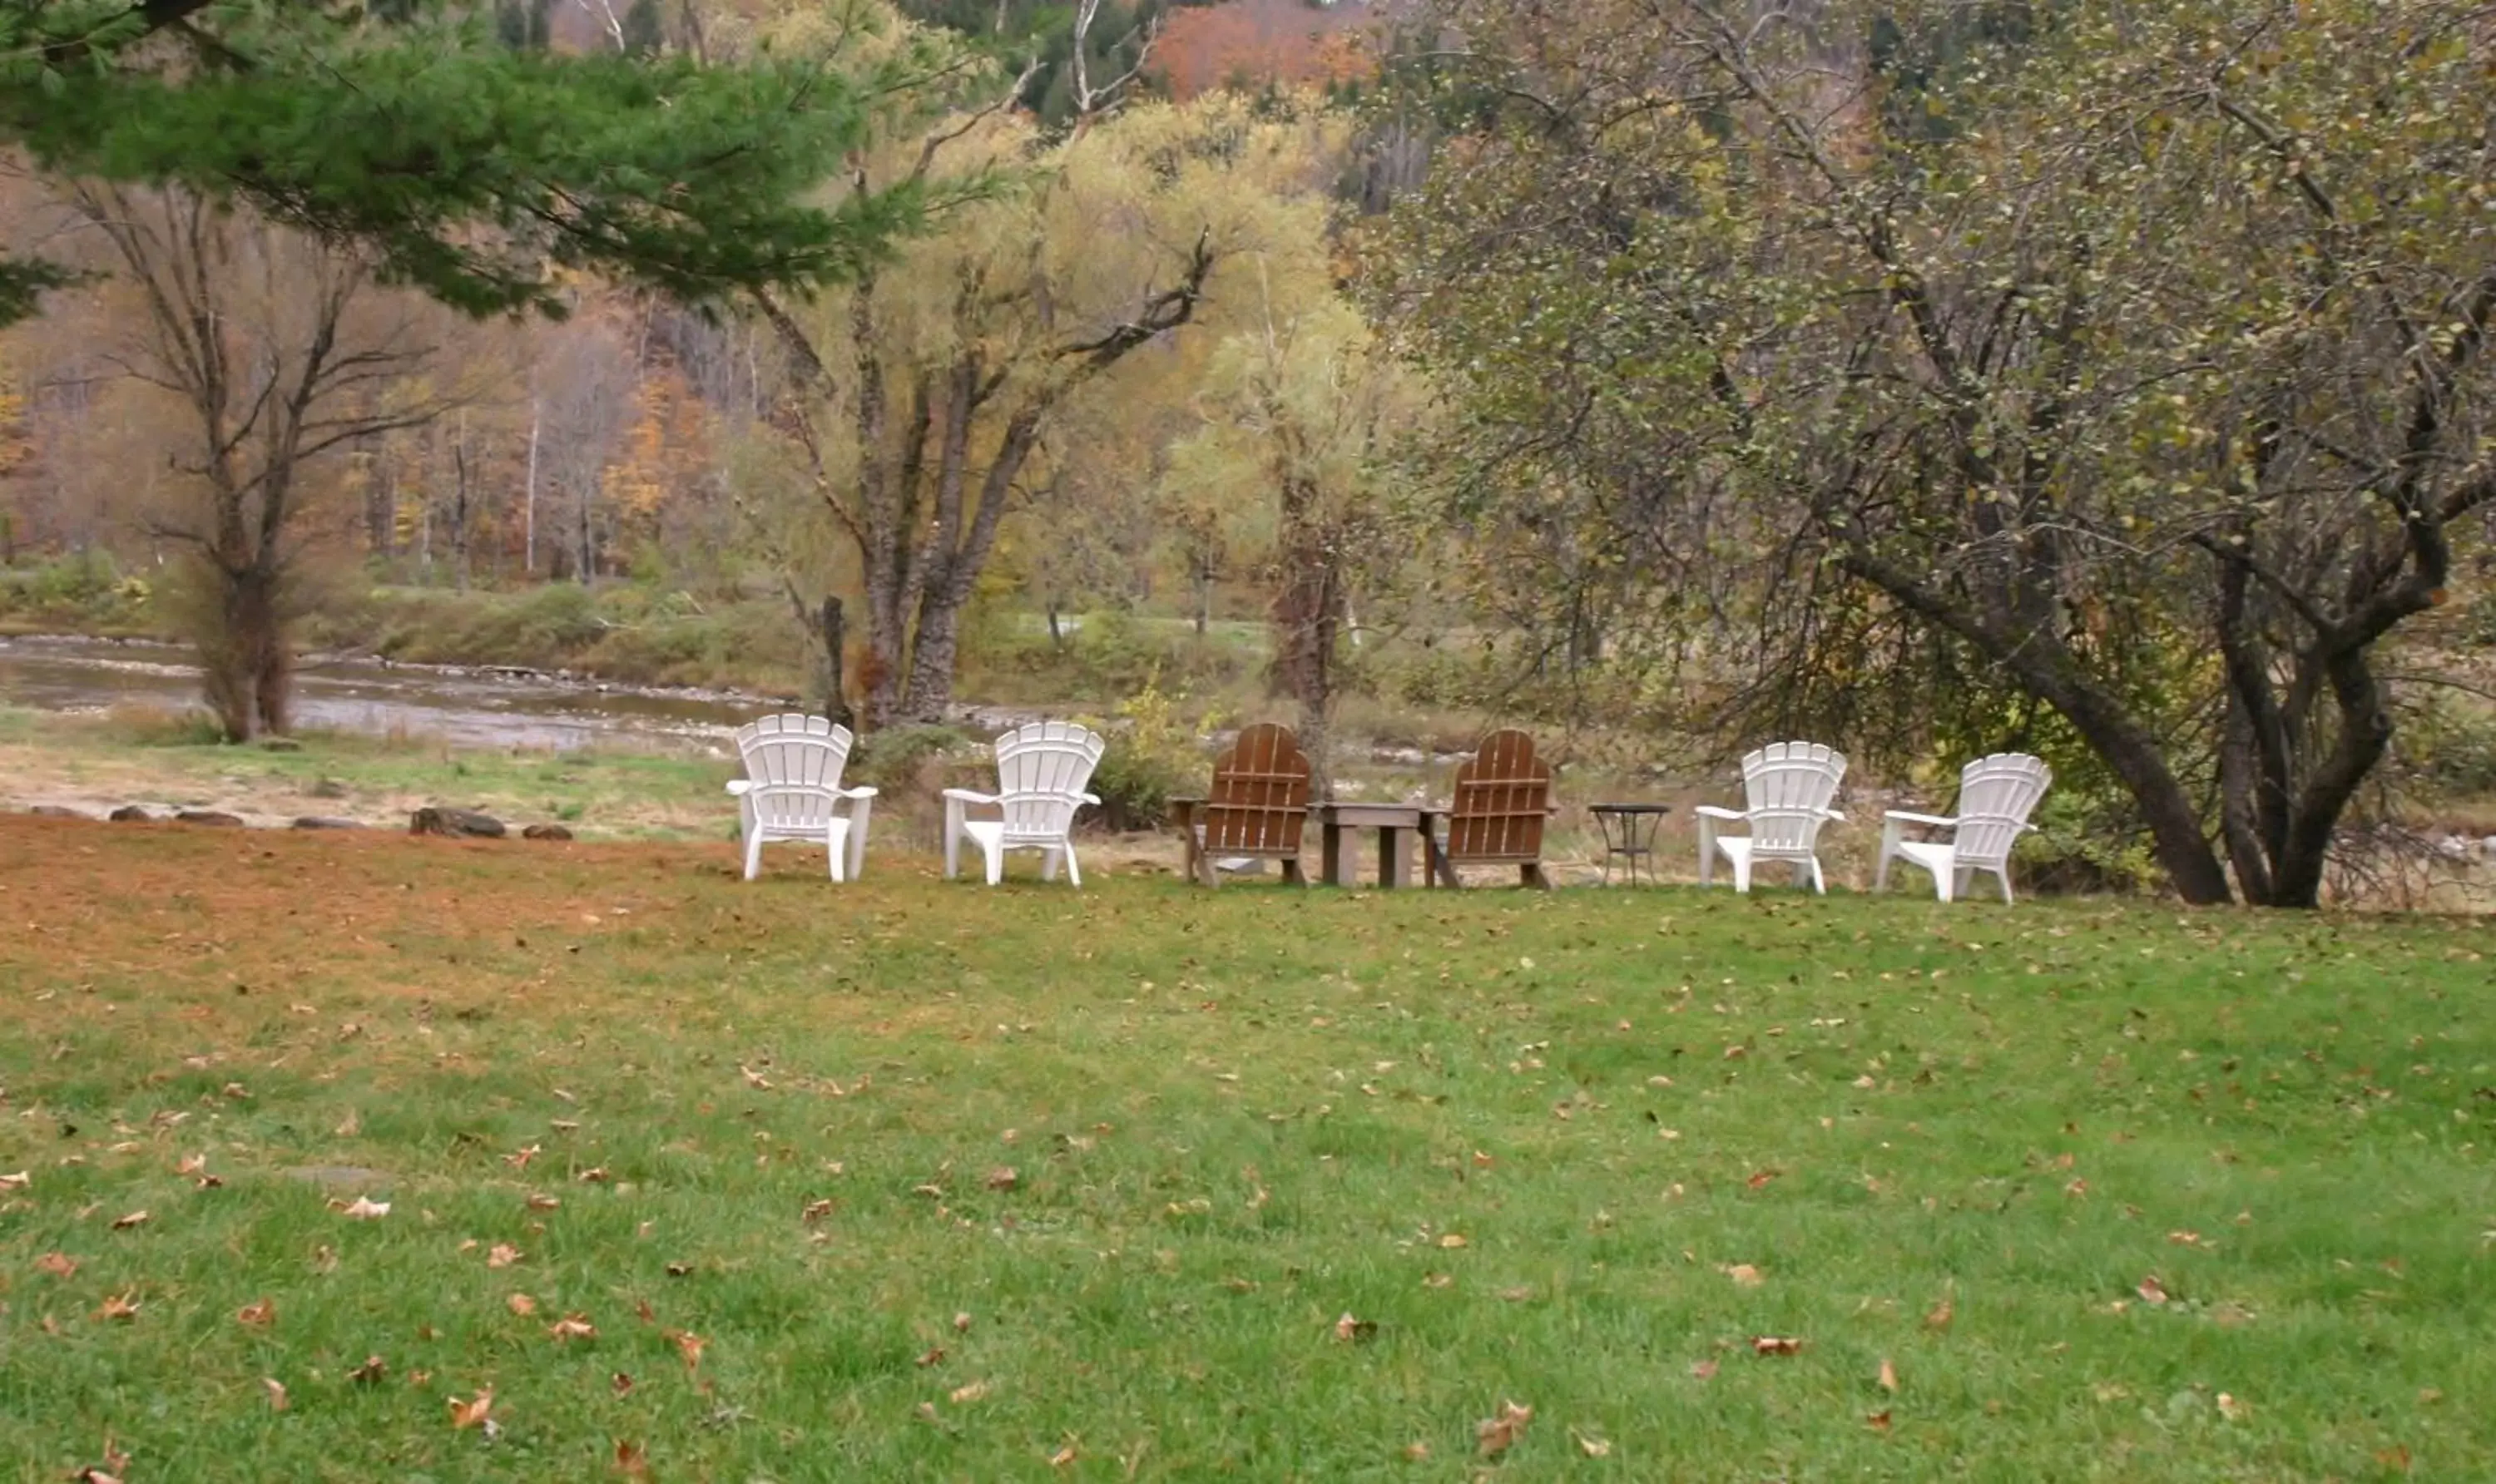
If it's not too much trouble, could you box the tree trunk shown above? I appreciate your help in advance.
[450,436,473,592]
[575,480,595,586]
[201,562,290,742]
[523,400,540,576]
[1272,473,1343,794]
[1191,556,1211,636]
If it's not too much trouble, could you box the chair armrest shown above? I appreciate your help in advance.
[1883,810,1955,828]
[1693,805,1746,821]
[1823,809,1846,823]
[835,785,880,800]
[940,789,1000,804]
[725,779,753,796]
[1079,792,1101,806]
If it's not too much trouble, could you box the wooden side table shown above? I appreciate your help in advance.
[1311,802,1450,888]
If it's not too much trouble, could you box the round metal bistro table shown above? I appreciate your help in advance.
[1588,802,1671,885]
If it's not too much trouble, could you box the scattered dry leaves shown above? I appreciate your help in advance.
[614,1440,651,1477]
[1865,1409,1892,1432]
[665,1328,706,1371]
[612,1371,636,1396]
[0,1170,29,1191]
[487,1243,522,1269]
[915,1347,946,1368]
[578,1166,612,1184]
[110,1209,150,1231]
[1879,1358,1899,1393]
[2137,1275,2171,1306]
[36,1251,79,1279]
[1438,1234,1468,1249]
[1048,1442,1078,1467]
[1923,1295,1955,1330]
[1723,1263,1765,1288]
[338,1196,391,1220]
[1574,1431,1613,1457]
[550,1313,598,1343]
[235,1298,276,1328]
[508,1293,539,1316]
[2216,1392,2249,1422]
[984,1166,1020,1191]
[527,1193,561,1212]
[948,1379,990,1405]
[262,1378,289,1412]
[1751,1336,1805,1357]
[1475,1399,1533,1457]
[97,1291,140,1322]
[1332,1312,1378,1343]
[1690,1359,1719,1381]
[802,1198,835,1224]
[953,1311,973,1333]
[349,1356,388,1385]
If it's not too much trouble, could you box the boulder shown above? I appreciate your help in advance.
[522,824,575,842]
[176,810,245,828]
[108,805,157,823]
[27,805,88,820]
[409,807,506,838]
[292,816,364,831]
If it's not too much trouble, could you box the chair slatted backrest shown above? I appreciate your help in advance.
[735,714,853,833]
[1950,753,2052,870]
[1446,729,1552,864]
[992,720,1107,842]
[1202,724,1311,856]
[1741,741,1847,854]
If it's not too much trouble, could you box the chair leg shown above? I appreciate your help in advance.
[1062,842,1082,889]
[1042,848,1062,883]
[845,797,872,881]
[943,799,963,880]
[744,831,765,883]
[983,838,1004,887]
[827,831,844,882]
[1933,864,1953,903]
[1808,858,1826,894]
[1731,853,1751,893]
[1697,820,1716,887]
[1998,868,2015,906]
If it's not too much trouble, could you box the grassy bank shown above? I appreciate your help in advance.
[0,815,2489,1479]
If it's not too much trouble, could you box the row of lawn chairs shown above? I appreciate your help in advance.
[728,715,2053,903]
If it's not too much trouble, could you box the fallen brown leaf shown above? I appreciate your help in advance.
[1402,1442,1433,1462]
[614,1439,650,1477]
[338,1196,391,1220]
[984,1166,1019,1191]
[1475,1399,1533,1458]
[110,1209,150,1231]
[527,1193,562,1212]
[235,1298,276,1328]
[508,1293,539,1316]
[665,1328,706,1370]
[1439,1234,1469,1249]
[507,1144,541,1170]
[1332,1312,1378,1343]
[448,1388,494,1429]
[953,1311,973,1333]
[36,1252,79,1279]
[1865,1408,1891,1432]
[1574,1430,1613,1457]
[263,1378,289,1412]
[1048,1442,1078,1467]
[176,1154,207,1176]
[1,1170,32,1190]
[1751,1336,1805,1356]
[1690,1359,1719,1381]
[665,1261,692,1277]
[349,1355,387,1385]
[2137,1275,2171,1306]
[802,1198,835,1224]
[1723,1263,1765,1288]
[549,1314,597,1343]
[2216,1391,2248,1422]
[1879,1358,1899,1393]
[97,1291,140,1322]
[1923,1295,1954,1330]
[1498,1285,1537,1302]
[948,1379,989,1404]
[487,1243,522,1269]
[915,1347,946,1368]
[2377,1444,2414,1473]
[612,1372,635,1395]
[578,1166,611,1184]
[1746,1169,1780,1190]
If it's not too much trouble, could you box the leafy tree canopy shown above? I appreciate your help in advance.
[0,0,943,324]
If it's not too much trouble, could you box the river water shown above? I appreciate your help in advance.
[0,634,766,754]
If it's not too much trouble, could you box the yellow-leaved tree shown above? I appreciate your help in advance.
[756,4,1345,725]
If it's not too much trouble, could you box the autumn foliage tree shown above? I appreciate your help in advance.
[1382,0,2495,907]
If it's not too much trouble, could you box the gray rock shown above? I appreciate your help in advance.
[308,778,349,799]
[522,823,575,841]
[27,805,88,820]
[409,806,505,838]
[292,816,364,831]
[176,809,245,828]
[108,805,156,823]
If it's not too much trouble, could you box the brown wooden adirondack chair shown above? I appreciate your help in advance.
[1439,729,1555,888]
[1174,723,1313,887]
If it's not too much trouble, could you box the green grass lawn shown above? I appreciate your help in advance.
[0,818,2489,1481]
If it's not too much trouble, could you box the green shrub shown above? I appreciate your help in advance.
[851,723,983,794]
[1079,680,1203,832]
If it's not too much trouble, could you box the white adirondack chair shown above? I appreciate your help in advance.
[943,720,1107,887]
[1696,741,1848,893]
[726,714,877,883]
[1875,753,2053,903]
